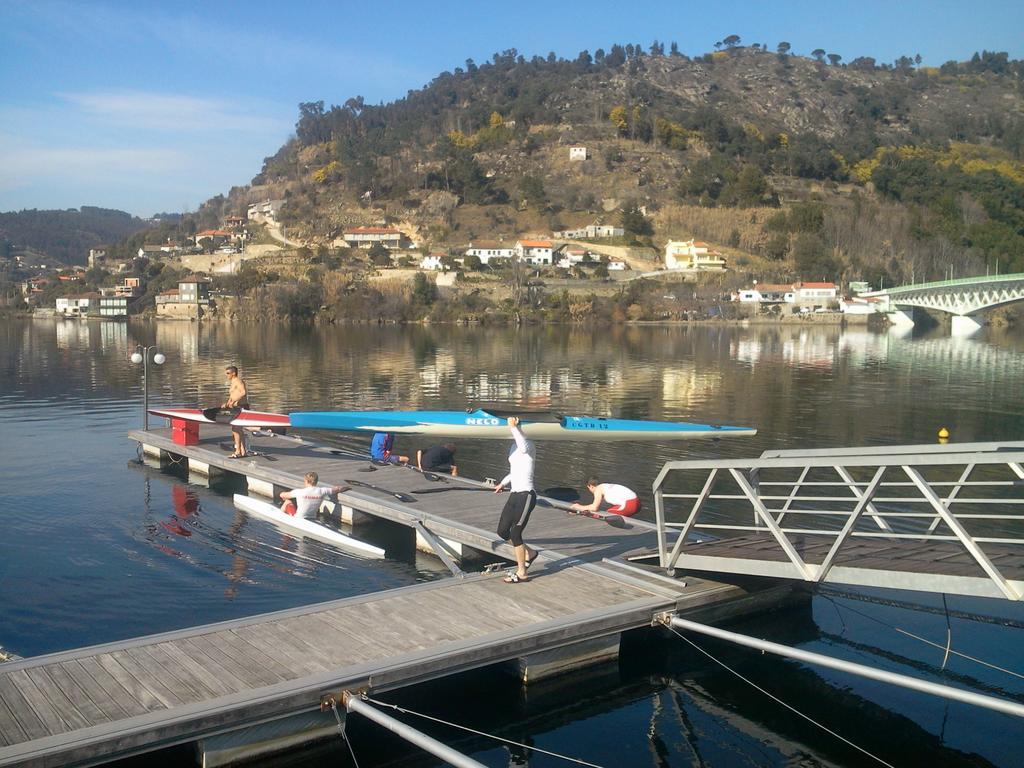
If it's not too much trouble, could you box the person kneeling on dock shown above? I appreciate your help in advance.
[280,472,350,519]
[570,477,641,517]
[370,432,409,465]
[417,443,458,476]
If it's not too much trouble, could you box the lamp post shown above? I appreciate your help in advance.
[131,345,166,430]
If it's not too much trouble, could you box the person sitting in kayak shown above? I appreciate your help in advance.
[417,443,458,476]
[570,476,641,517]
[279,472,350,519]
[370,432,409,465]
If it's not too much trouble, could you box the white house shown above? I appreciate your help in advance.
[56,297,94,316]
[793,282,838,302]
[839,296,884,315]
[569,146,589,161]
[137,245,166,259]
[608,260,628,271]
[98,295,129,317]
[553,223,624,239]
[419,254,445,270]
[515,239,554,266]
[343,227,407,250]
[735,284,796,303]
[464,241,516,265]
[247,199,285,221]
[556,246,592,269]
[665,239,727,271]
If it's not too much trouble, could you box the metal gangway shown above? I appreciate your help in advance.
[653,441,1024,600]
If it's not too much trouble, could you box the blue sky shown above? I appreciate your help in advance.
[1,0,1022,217]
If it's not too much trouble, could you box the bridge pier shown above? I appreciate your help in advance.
[951,314,983,336]
[888,308,915,328]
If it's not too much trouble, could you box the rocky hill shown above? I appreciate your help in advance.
[209,46,1024,286]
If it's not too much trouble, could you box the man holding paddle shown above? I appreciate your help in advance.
[223,365,249,457]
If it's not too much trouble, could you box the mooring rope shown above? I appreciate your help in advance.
[665,625,895,768]
[328,699,361,768]
[823,595,1024,681]
[361,695,606,767]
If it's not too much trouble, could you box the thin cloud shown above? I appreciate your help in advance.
[60,90,293,134]
[0,134,185,182]
[12,1,421,100]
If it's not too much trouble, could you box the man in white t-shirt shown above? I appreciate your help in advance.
[570,476,641,517]
[279,471,349,519]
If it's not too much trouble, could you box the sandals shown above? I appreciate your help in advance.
[503,572,529,584]
[524,549,538,571]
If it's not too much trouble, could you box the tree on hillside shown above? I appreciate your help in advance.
[723,35,741,49]
[670,41,680,57]
[518,176,547,207]
[621,203,653,237]
[777,42,791,55]
[812,49,826,63]
[828,53,843,67]
[368,242,391,266]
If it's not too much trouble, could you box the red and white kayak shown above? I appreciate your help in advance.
[148,407,291,429]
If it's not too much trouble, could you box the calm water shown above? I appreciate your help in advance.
[1,317,1023,767]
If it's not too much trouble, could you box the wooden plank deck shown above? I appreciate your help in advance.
[0,426,780,767]
[673,533,1024,598]
[0,562,752,767]
[129,426,666,564]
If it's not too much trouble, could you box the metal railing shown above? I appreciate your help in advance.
[653,442,1024,600]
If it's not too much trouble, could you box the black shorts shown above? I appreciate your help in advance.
[497,490,536,546]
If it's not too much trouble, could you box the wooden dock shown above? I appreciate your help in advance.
[0,427,793,767]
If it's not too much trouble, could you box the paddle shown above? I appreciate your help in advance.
[410,486,490,494]
[219,441,278,461]
[539,486,629,529]
[408,467,448,483]
[343,478,417,503]
[203,406,242,423]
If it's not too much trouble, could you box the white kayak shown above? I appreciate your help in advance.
[232,494,385,558]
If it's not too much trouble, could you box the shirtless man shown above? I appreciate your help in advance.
[223,365,249,457]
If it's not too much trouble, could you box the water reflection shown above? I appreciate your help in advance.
[3,317,1024,767]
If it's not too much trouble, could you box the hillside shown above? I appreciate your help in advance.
[0,207,150,265]
[99,45,1020,303]
[214,45,1021,287]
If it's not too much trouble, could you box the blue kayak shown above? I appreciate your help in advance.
[289,407,756,441]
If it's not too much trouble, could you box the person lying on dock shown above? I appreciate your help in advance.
[280,472,351,519]
[370,432,409,465]
[417,443,458,476]
[570,477,641,517]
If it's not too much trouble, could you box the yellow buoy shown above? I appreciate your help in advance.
[938,427,950,441]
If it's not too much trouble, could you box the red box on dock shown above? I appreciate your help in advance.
[171,418,200,446]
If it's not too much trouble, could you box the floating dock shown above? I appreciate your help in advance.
[0,427,798,767]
